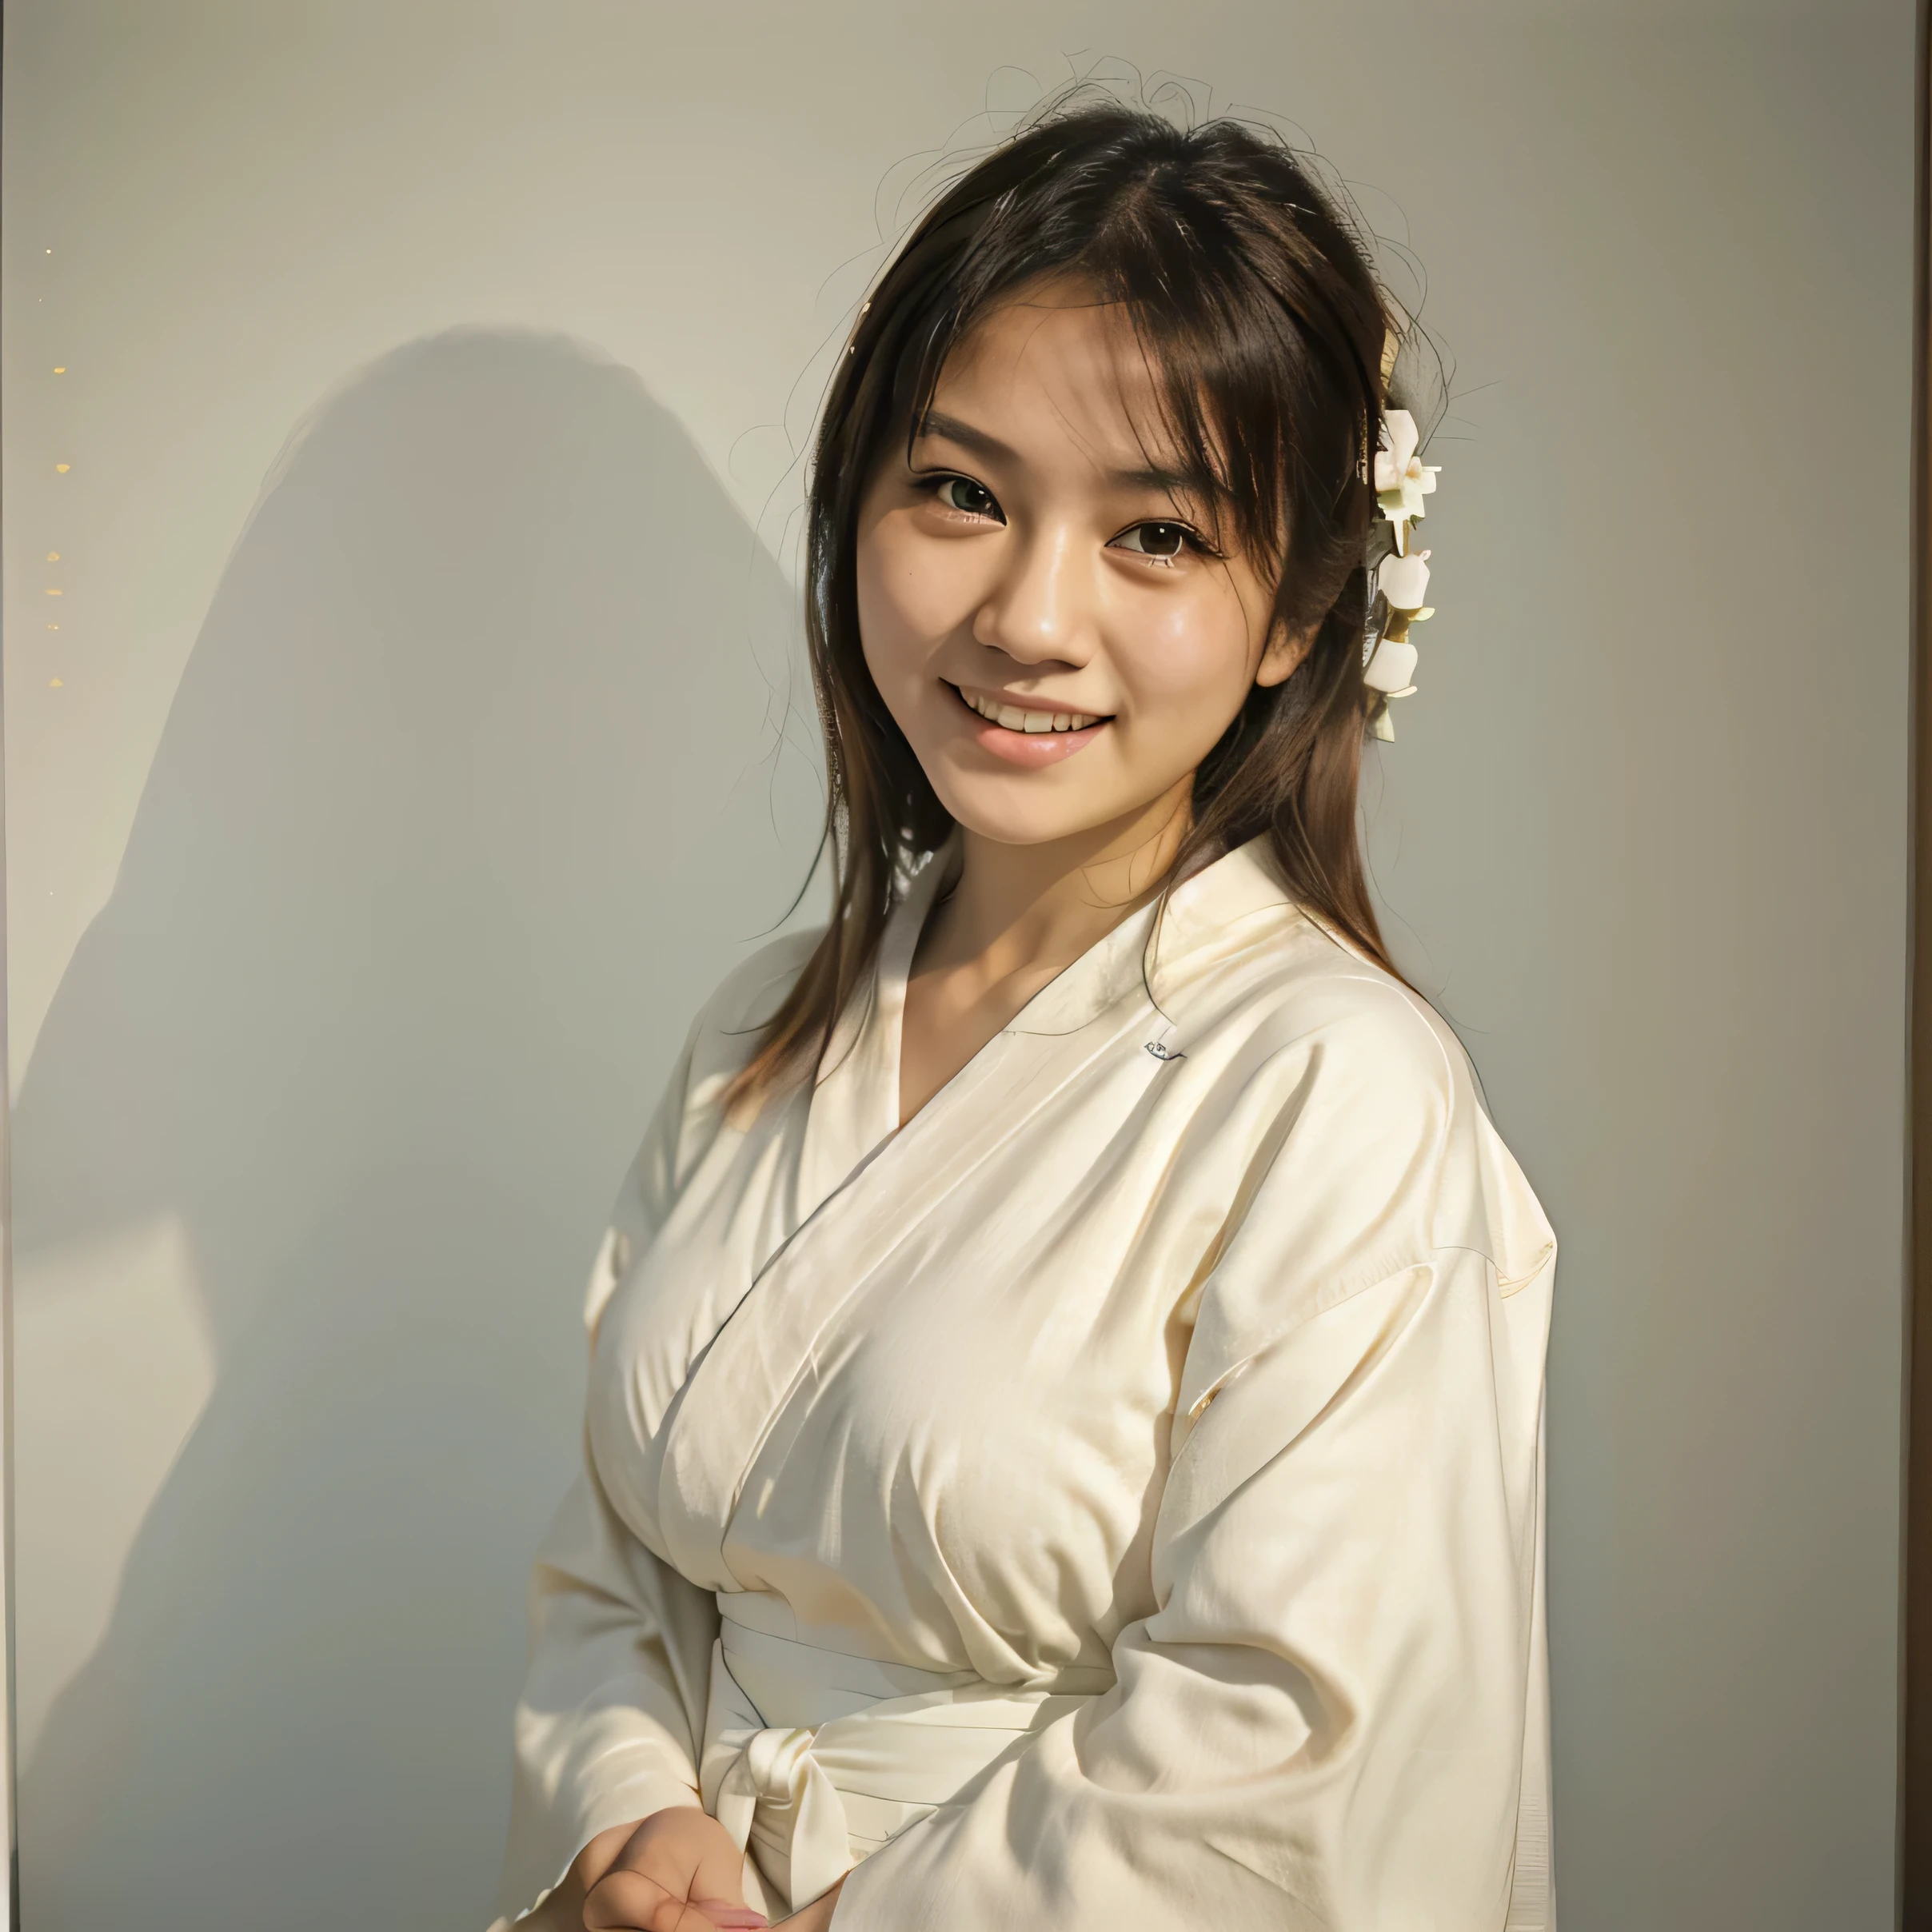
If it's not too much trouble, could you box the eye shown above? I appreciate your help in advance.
[1112,521,1198,563]
[934,475,1001,519]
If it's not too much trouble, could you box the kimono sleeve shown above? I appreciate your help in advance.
[490,1016,723,1926]
[832,986,1555,1930]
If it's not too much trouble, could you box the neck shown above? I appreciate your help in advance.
[914,778,1196,986]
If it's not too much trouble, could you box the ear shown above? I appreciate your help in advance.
[1254,618,1315,690]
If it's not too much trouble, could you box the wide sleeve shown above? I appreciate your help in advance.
[832,988,1556,1930]
[490,1019,724,1927]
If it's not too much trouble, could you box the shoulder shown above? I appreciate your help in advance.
[660,926,826,1143]
[681,924,826,1102]
[601,926,825,1264]
[1157,839,1466,1106]
[1176,910,1554,1290]
[702,924,826,1033]
[1176,910,1470,1125]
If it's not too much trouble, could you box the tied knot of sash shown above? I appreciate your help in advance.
[697,1608,1111,1916]
[705,1707,855,1913]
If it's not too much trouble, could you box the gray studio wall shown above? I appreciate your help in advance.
[0,3,1914,1928]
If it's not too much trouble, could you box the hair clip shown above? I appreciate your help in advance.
[1362,409,1439,740]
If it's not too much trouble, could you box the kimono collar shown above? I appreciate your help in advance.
[863,827,1306,1045]
[797,828,1310,1193]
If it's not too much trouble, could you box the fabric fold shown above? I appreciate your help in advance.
[697,1613,1100,1913]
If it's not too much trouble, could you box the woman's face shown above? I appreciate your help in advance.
[854,284,1305,855]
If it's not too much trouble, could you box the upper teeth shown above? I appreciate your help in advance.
[961,689,1106,733]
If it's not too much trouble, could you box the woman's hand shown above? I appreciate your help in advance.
[538,1806,764,1932]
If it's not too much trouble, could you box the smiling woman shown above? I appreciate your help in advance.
[493,94,1555,1932]
[853,291,1315,1119]
[718,97,1435,1140]
[860,316,1302,792]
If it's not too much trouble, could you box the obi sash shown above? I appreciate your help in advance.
[697,1595,1111,1914]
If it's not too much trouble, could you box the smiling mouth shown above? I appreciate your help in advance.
[945,681,1113,734]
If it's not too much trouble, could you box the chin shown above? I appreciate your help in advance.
[923,773,1112,850]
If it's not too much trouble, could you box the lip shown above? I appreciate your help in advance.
[942,680,1113,768]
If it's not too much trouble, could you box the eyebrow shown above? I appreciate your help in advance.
[915,409,1204,500]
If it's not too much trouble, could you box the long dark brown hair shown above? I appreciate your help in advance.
[726,96,1432,1112]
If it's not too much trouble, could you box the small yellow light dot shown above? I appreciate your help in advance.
[46,552,59,562]
[50,677,62,688]
[55,463,70,473]
[53,365,66,374]
[45,249,51,255]
[47,623,59,631]
[46,588,62,597]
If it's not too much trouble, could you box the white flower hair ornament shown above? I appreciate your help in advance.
[1363,407,1439,741]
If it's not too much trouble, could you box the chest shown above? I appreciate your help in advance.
[591,1041,1243,1633]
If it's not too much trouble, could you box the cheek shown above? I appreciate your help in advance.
[856,515,978,688]
[1114,588,1257,720]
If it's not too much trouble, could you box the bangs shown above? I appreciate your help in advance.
[884,140,1385,619]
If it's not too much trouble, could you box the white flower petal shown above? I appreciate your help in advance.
[1363,637,1419,693]
[1378,551,1431,607]
[1383,409,1419,473]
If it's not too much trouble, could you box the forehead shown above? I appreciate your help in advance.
[927,285,1180,471]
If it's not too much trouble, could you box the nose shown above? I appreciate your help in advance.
[971,521,1092,668]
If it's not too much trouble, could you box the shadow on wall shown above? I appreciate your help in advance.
[13,328,824,1931]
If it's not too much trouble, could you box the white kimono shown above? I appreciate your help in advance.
[493,828,1557,1930]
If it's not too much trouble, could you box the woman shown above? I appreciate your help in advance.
[493,98,1555,1932]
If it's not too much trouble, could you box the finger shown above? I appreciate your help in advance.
[581,1866,681,1932]
[665,1901,743,1932]
[691,1906,768,1929]
[584,1873,736,1932]
[689,1832,752,1913]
